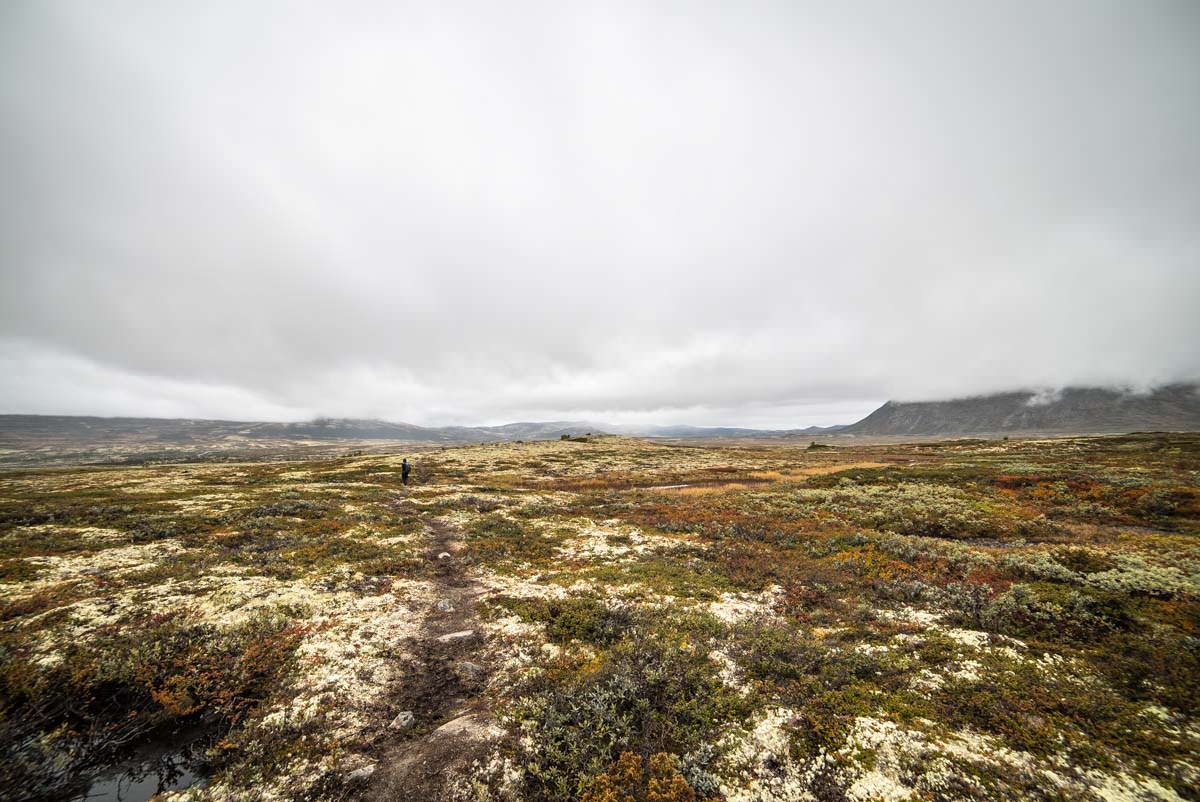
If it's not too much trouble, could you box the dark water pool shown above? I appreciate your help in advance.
[69,727,210,802]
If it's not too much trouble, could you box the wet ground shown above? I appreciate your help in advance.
[68,726,209,802]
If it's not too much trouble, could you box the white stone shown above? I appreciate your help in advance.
[436,629,476,643]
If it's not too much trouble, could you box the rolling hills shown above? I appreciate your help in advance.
[3,383,1198,468]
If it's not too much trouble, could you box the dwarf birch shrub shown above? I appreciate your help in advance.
[514,633,747,802]
[776,483,1050,540]
[978,583,1132,641]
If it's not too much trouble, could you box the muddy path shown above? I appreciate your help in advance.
[362,508,502,801]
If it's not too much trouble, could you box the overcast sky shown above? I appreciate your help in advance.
[2,1,1198,428]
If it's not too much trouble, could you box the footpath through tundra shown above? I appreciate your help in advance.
[363,507,501,800]
[0,433,1197,801]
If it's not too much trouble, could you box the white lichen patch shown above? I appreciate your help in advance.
[720,707,809,802]
[717,667,1187,802]
[20,539,187,587]
[708,647,749,694]
[51,525,130,545]
[880,605,943,627]
[946,658,984,682]
[836,718,1189,802]
[444,749,525,802]
[1086,769,1188,802]
[480,611,546,683]
[170,492,250,513]
[551,518,683,562]
[192,577,440,801]
[709,584,783,625]
[476,568,573,601]
[943,627,990,649]
[50,582,198,644]
[110,472,211,494]
[257,576,433,739]
[839,717,929,801]
[910,667,945,691]
[196,572,352,628]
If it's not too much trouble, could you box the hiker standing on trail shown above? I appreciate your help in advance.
[402,458,411,485]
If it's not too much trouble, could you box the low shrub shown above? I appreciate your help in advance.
[975,582,1132,642]
[495,594,632,646]
[466,513,559,566]
[514,634,748,802]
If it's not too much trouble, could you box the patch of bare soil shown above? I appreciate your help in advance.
[361,508,503,801]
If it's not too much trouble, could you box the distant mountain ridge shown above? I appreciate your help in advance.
[842,384,1200,436]
[0,416,592,446]
[600,423,847,439]
[5,385,1193,454]
[0,415,843,448]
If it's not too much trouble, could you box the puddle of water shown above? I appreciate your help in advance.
[70,727,209,802]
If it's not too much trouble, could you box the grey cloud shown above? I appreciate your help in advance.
[2,1,1198,427]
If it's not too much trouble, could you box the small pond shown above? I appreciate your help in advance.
[69,726,210,802]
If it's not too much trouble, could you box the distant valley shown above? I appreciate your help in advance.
[0,414,846,449]
[2,384,1197,467]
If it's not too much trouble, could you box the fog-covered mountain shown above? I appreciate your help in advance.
[842,385,1200,436]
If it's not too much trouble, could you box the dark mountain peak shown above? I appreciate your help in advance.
[844,384,1200,436]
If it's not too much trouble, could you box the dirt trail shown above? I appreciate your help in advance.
[363,509,501,801]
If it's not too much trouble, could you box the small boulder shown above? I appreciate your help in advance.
[437,551,452,560]
[347,764,376,782]
[435,598,454,612]
[390,710,416,730]
[436,629,476,643]
[455,660,486,681]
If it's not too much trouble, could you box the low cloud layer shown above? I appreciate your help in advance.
[2,1,1198,427]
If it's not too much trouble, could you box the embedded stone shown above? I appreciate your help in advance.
[436,629,476,643]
